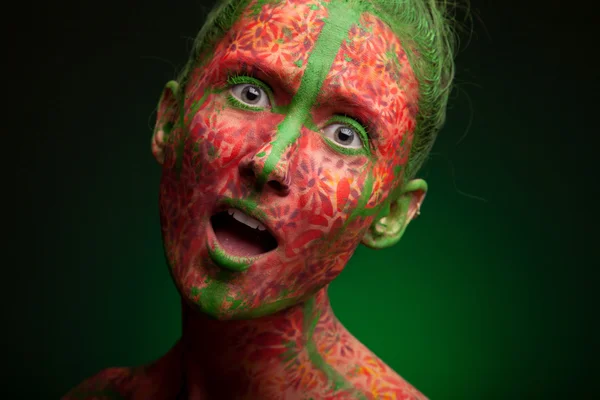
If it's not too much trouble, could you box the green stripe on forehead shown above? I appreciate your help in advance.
[257,0,361,186]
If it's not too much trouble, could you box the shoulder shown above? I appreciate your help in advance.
[340,354,428,400]
[318,326,428,399]
[62,344,184,400]
[355,361,428,400]
[61,367,138,400]
[62,365,175,400]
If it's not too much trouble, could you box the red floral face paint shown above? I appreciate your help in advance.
[63,2,432,399]
[158,0,419,320]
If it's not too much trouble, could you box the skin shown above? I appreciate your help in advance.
[64,0,429,398]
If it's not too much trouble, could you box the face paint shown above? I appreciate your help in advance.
[158,0,419,320]
[64,2,429,399]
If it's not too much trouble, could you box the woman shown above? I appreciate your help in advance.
[65,0,455,398]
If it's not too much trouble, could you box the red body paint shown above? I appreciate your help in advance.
[64,1,426,399]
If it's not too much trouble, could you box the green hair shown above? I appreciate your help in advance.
[177,0,457,180]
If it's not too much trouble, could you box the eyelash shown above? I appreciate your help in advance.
[223,73,372,155]
[224,68,266,91]
[342,114,371,138]
[225,74,274,111]
[323,115,372,156]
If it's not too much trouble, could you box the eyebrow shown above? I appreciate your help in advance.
[324,94,381,138]
[217,54,383,142]
[217,55,298,97]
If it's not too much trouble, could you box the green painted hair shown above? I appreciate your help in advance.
[177,0,457,180]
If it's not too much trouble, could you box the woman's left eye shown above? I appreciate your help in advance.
[322,123,363,149]
[230,83,271,108]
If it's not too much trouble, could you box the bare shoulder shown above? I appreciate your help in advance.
[342,353,428,400]
[62,364,182,400]
[63,343,183,400]
[353,358,428,400]
[61,367,139,400]
[317,324,428,400]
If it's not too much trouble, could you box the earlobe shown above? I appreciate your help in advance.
[361,179,427,250]
[152,81,180,165]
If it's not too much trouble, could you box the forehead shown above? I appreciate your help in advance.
[205,0,417,102]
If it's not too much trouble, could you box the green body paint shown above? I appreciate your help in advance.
[156,80,179,143]
[303,116,320,132]
[386,50,404,72]
[347,159,411,223]
[303,297,367,399]
[188,89,212,120]
[222,197,267,220]
[250,0,283,15]
[281,340,298,363]
[207,143,218,158]
[335,164,415,246]
[190,270,233,317]
[238,296,300,318]
[257,0,361,186]
[205,199,266,272]
[194,287,301,319]
[326,167,378,248]
[208,244,254,272]
[227,295,245,310]
[174,87,221,176]
[349,169,377,219]
[162,121,174,137]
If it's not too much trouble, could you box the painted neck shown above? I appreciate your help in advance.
[179,287,338,398]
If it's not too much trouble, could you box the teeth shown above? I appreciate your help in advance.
[228,208,266,231]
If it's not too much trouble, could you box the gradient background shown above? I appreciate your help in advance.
[9,0,596,398]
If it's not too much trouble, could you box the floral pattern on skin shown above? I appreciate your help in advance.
[64,1,427,399]
[159,0,380,318]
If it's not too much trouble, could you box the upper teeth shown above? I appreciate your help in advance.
[228,208,266,231]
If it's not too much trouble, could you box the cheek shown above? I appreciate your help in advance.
[160,104,382,310]
[283,147,373,263]
[182,97,284,183]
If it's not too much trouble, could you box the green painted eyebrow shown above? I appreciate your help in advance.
[218,57,297,98]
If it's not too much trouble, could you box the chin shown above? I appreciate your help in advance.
[180,285,304,321]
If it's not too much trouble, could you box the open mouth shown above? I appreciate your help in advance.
[210,209,278,257]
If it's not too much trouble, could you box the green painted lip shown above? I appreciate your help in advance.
[215,197,268,225]
[206,233,261,272]
[212,196,279,242]
[208,196,278,272]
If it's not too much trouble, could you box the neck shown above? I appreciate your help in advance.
[179,287,339,398]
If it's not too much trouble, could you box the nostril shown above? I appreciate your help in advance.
[268,180,289,193]
[239,165,255,179]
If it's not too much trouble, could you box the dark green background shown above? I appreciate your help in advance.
[10,0,596,398]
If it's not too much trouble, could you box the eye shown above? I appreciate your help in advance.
[230,83,270,108]
[322,123,364,149]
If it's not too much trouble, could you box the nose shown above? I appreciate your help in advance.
[239,142,295,195]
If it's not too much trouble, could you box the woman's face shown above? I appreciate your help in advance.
[157,0,419,319]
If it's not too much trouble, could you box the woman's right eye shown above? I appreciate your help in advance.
[230,84,271,108]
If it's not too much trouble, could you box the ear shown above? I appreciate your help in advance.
[152,81,180,165]
[361,179,428,249]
